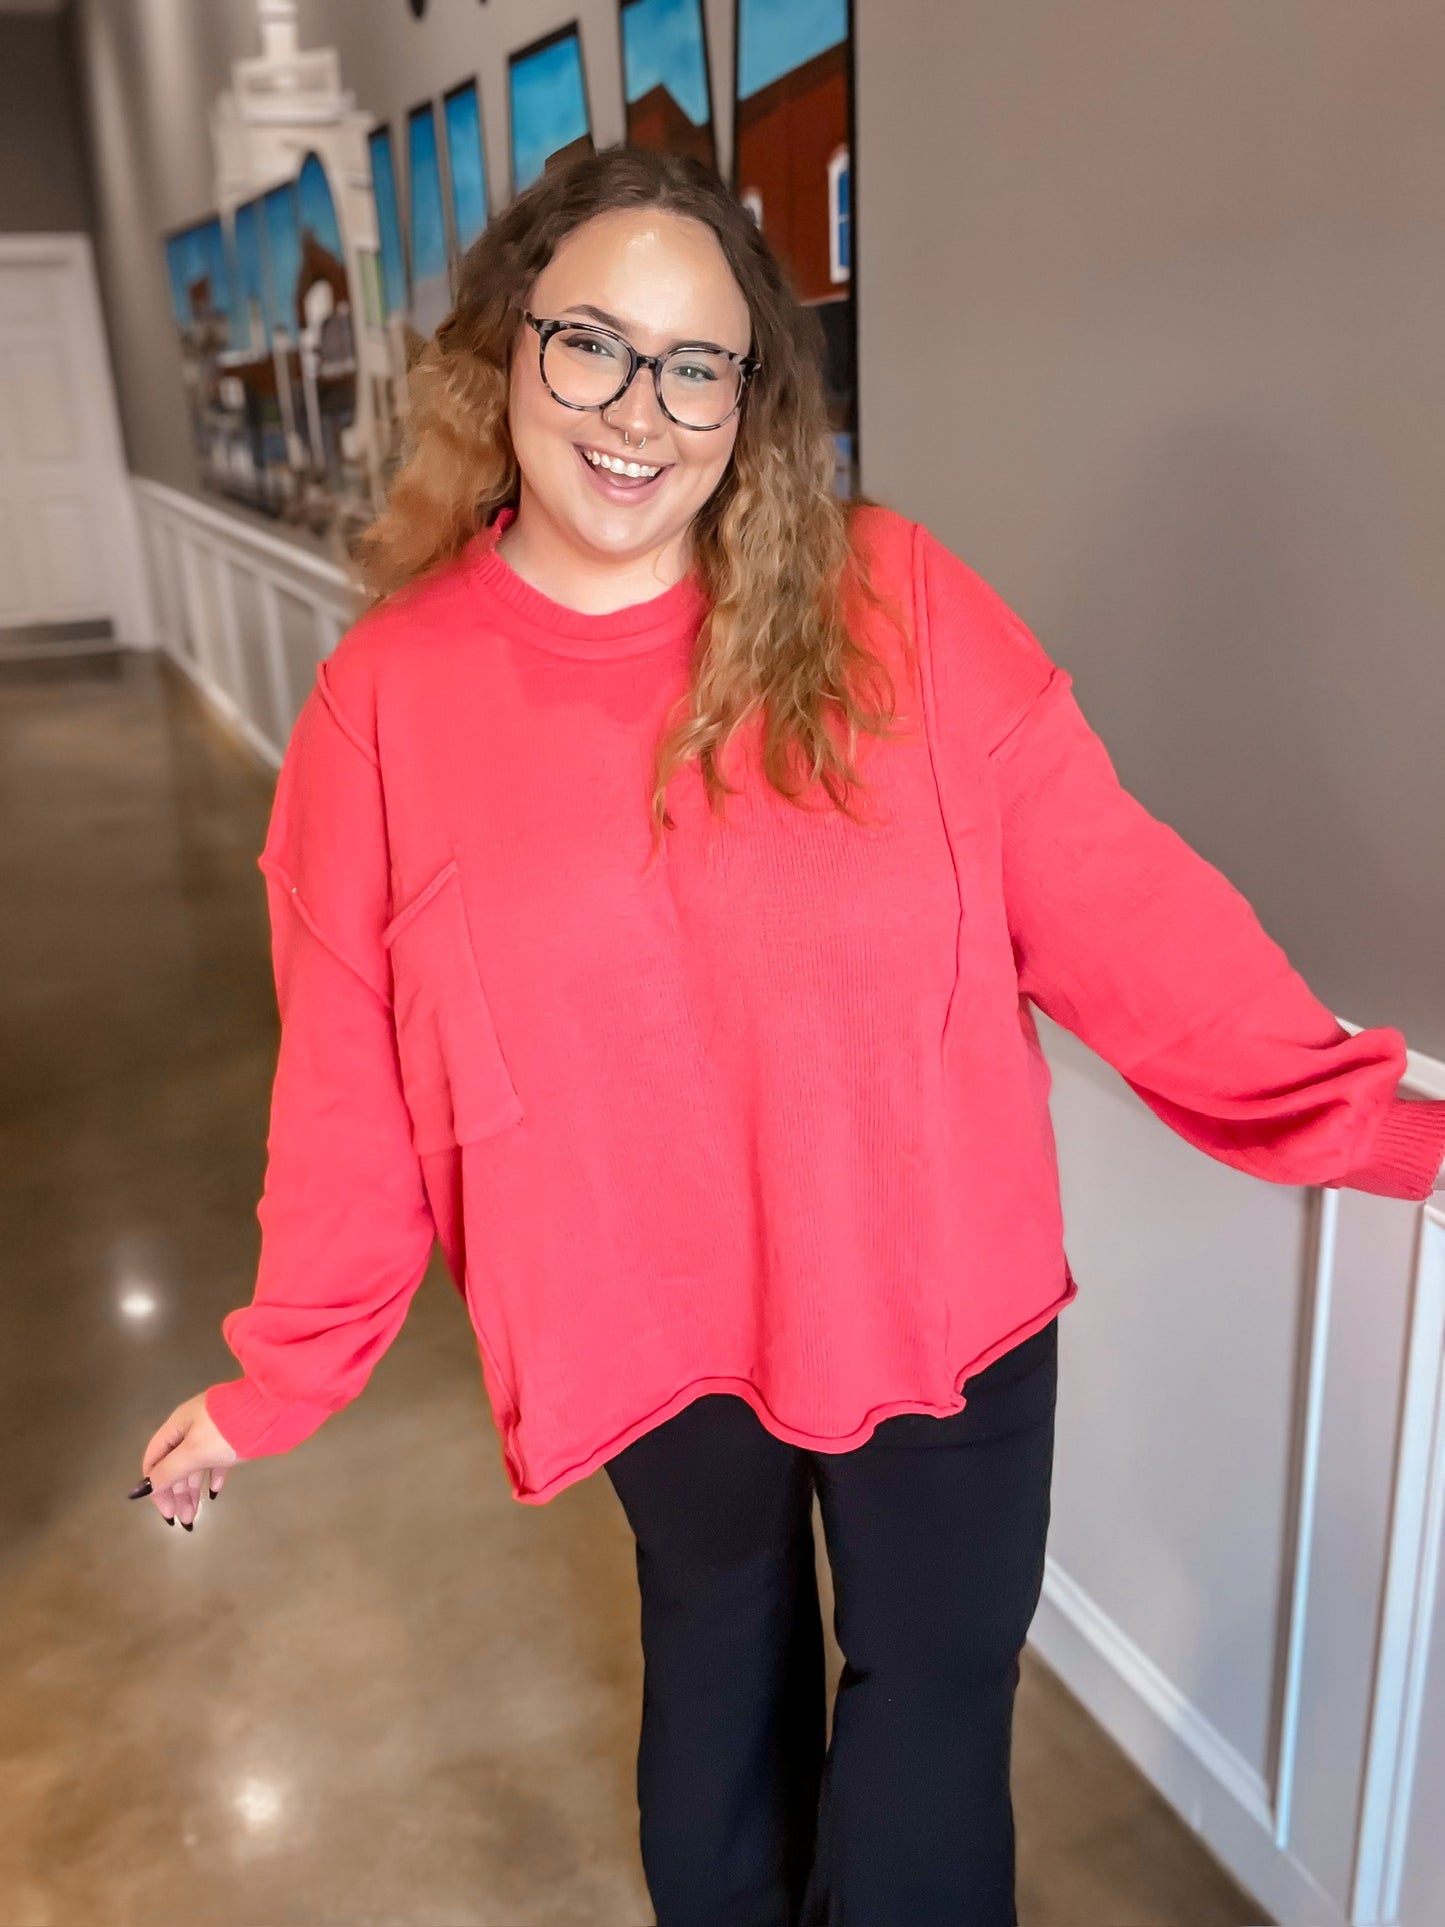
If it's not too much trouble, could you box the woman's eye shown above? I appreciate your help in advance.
[672,362,717,384]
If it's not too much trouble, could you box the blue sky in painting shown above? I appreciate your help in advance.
[510,32,589,191]
[262,184,302,333]
[444,84,488,251]
[408,105,449,282]
[737,0,846,99]
[621,0,709,125]
[165,218,234,342]
[297,153,343,258]
[367,129,406,316]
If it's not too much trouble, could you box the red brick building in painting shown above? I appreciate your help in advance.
[734,36,854,484]
[627,82,716,173]
[734,40,848,306]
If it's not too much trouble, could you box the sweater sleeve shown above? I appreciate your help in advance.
[202,656,438,1459]
[919,525,1445,1203]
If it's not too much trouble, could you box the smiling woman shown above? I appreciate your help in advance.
[139,136,1445,1927]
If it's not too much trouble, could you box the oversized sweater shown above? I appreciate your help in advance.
[203,503,1445,1503]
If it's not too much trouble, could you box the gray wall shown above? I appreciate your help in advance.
[0,11,93,232]
[71,0,1444,1058]
[856,0,1445,1060]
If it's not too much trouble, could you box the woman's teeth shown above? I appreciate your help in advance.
[581,447,662,479]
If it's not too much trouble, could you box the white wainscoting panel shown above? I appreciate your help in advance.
[132,477,355,768]
[1034,1016,1445,1927]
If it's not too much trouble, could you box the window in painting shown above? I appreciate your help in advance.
[827,145,850,283]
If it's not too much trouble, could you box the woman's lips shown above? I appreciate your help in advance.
[574,442,670,502]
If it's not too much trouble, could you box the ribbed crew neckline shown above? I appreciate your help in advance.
[466,506,709,660]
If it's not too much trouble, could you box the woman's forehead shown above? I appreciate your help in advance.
[535,211,750,343]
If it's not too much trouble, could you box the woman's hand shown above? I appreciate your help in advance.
[129,1395,242,1529]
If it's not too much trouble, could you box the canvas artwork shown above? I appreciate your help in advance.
[408,102,453,339]
[366,125,408,326]
[734,0,855,496]
[444,80,490,255]
[164,152,362,529]
[510,25,594,194]
[620,0,717,170]
[163,219,235,493]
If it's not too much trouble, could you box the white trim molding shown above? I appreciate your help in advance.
[1352,1203,1445,1926]
[1031,1057,1445,1926]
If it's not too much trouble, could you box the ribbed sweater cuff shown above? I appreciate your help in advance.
[1339,1095,1445,1201]
[204,1377,339,1460]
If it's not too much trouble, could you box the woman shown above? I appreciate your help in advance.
[131,145,1445,1926]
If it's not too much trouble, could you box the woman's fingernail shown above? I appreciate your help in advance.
[164,1515,175,1527]
[181,1520,193,1532]
[208,1486,219,1501]
[127,1479,153,1500]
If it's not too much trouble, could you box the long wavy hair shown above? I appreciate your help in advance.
[354,142,915,849]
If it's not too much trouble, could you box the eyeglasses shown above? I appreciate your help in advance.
[523,312,761,432]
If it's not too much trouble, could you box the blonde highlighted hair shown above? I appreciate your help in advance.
[354,142,914,847]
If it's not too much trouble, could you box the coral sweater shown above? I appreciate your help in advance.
[203,503,1445,1503]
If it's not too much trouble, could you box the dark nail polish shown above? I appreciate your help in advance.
[164,1515,175,1527]
[127,1479,153,1500]
[181,1520,193,1532]
[208,1486,219,1501]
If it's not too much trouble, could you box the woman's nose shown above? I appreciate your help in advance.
[605,364,668,443]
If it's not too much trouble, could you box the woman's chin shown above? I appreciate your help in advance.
[566,491,678,555]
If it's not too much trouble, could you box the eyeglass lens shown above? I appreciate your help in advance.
[542,326,743,428]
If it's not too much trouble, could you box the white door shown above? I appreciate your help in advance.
[0,235,148,642]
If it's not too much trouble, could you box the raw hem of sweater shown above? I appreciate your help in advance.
[502,1274,1079,1506]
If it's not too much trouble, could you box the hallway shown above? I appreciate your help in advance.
[0,646,1267,1925]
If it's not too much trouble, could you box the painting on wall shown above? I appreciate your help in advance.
[367,124,408,325]
[292,153,360,498]
[408,100,453,338]
[444,79,490,255]
[164,147,368,530]
[733,0,855,496]
[619,0,716,171]
[165,218,235,350]
[212,195,293,514]
[164,215,247,499]
[510,24,594,194]
[231,198,267,350]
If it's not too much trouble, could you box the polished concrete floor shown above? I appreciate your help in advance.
[0,646,1271,1926]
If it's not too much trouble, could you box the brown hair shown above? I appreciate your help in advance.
[354,142,914,849]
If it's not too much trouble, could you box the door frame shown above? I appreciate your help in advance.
[0,231,153,646]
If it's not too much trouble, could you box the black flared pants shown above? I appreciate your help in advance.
[602,1316,1058,1927]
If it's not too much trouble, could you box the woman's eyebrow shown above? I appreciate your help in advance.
[560,302,733,355]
